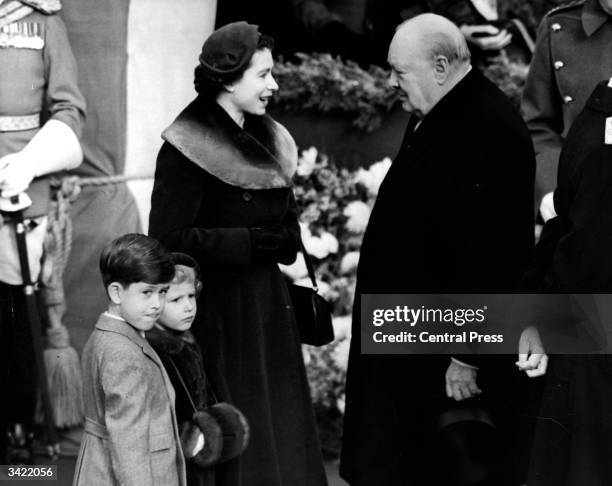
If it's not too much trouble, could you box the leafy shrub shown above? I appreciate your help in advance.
[272,52,528,130]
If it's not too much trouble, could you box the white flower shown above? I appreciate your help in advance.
[343,201,371,234]
[297,146,318,177]
[354,157,392,196]
[339,251,360,275]
[332,314,352,341]
[302,226,339,259]
[320,231,339,254]
[332,338,351,371]
[279,252,308,281]
[303,234,330,259]
[299,222,311,240]
[336,394,346,414]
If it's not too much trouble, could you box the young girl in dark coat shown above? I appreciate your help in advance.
[147,253,249,486]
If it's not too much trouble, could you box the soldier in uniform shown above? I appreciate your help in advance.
[522,0,612,221]
[0,0,85,462]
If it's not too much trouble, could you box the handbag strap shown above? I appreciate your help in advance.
[166,356,199,415]
[166,354,220,409]
[298,237,318,291]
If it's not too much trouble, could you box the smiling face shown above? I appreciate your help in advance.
[109,281,169,332]
[226,48,278,116]
[387,37,437,118]
[158,280,197,332]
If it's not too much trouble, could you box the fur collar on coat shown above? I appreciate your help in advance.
[162,96,297,190]
[145,325,201,356]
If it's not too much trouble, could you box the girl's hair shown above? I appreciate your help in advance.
[170,252,203,296]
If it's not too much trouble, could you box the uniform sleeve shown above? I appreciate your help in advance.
[42,14,86,138]
[149,143,252,268]
[521,17,564,196]
[101,348,155,486]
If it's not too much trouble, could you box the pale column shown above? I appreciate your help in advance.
[126,0,217,233]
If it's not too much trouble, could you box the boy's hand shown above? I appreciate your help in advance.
[190,432,205,457]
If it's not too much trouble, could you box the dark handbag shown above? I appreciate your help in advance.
[166,358,250,468]
[287,239,334,346]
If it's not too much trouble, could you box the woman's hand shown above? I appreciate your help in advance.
[249,225,297,263]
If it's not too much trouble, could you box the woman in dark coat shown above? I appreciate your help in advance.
[518,80,612,486]
[148,22,327,486]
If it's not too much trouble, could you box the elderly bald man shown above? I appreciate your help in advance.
[341,14,535,486]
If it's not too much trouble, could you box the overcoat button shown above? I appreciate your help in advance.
[242,191,253,202]
[551,22,562,32]
[563,95,573,104]
[554,60,564,70]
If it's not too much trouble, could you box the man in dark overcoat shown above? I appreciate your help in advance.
[340,14,535,485]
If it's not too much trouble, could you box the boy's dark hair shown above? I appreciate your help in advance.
[171,252,204,296]
[99,233,175,290]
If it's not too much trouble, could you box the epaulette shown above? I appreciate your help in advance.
[20,0,60,14]
[545,0,584,18]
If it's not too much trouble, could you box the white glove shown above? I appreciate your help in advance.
[0,152,37,198]
[0,119,82,198]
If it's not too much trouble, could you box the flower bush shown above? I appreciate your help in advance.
[272,53,400,132]
[279,148,391,454]
[272,53,528,130]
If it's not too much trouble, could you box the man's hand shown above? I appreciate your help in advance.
[445,359,482,401]
[539,192,557,222]
[516,326,548,377]
[0,152,36,198]
[460,24,512,51]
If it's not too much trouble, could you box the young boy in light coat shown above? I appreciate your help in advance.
[73,234,186,486]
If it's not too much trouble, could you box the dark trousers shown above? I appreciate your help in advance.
[0,282,37,454]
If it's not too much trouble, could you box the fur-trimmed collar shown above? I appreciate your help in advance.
[145,326,194,356]
[162,97,297,190]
